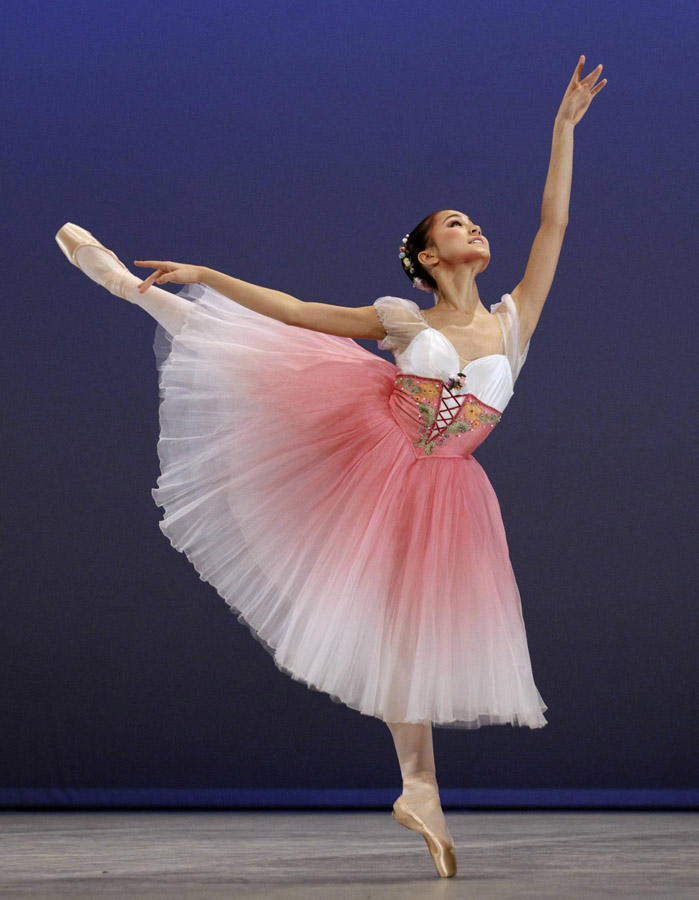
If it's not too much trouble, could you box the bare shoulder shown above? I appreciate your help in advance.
[292,300,386,341]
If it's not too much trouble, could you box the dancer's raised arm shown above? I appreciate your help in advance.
[134,261,386,340]
[510,55,606,349]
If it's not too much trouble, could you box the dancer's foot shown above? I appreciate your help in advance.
[393,771,456,877]
[398,771,454,847]
[55,223,141,303]
[75,245,142,303]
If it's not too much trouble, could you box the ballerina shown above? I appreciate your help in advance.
[55,56,605,878]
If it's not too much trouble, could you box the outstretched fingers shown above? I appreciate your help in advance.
[133,260,169,292]
[571,55,605,85]
[581,63,604,86]
[570,55,585,85]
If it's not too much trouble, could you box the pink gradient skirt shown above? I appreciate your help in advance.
[151,282,548,729]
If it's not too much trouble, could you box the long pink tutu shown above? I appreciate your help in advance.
[151,282,548,729]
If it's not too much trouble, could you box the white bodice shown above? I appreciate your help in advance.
[374,294,531,415]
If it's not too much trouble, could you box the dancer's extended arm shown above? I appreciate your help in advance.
[201,268,384,340]
[510,55,606,350]
[133,262,385,340]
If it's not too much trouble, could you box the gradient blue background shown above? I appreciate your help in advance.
[2,0,697,808]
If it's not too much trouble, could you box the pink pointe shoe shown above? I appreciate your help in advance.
[55,222,138,303]
[392,793,457,878]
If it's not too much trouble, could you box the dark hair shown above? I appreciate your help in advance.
[400,209,442,293]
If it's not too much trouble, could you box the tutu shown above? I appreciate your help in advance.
[151,282,548,729]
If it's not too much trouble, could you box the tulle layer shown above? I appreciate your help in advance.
[151,282,548,729]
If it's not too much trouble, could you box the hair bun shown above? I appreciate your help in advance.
[398,212,441,297]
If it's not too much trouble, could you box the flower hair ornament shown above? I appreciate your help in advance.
[399,233,439,303]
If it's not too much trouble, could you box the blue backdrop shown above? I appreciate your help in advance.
[2,0,697,808]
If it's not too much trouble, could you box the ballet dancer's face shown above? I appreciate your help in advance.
[419,210,490,276]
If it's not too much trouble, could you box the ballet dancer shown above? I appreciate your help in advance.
[55,56,605,878]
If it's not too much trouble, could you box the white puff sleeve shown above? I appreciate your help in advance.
[490,293,531,383]
[373,296,425,356]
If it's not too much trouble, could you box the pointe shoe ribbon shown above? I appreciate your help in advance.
[392,794,457,878]
[55,222,138,303]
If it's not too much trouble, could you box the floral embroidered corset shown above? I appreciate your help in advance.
[373,294,531,460]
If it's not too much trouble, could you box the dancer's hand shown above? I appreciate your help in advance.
[133,260,204,292]
[556,55,607,126]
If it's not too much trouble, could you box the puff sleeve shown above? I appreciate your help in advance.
[490,293,531,383]
[373,296,425,356]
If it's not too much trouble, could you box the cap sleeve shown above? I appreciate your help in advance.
[490,293,531,382]
[373,296,426,355]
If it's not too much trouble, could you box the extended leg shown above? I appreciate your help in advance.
[74,245,191,338]
[386,721,453,845]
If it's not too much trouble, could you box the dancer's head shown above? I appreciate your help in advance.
[400,209,490,297]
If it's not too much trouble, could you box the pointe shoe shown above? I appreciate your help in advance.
[392,794,457,878]
[55,222,138,303]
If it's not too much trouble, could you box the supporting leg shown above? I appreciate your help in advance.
[386,721,453,845]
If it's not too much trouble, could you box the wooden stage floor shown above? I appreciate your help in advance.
[1,810,697,898]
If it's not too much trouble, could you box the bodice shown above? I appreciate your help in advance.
[374,294,531,459]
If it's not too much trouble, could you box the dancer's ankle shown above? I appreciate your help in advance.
[75,245,138,303]
[403,770,438,791]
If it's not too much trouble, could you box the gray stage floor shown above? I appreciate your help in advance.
[1,811,697,899]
